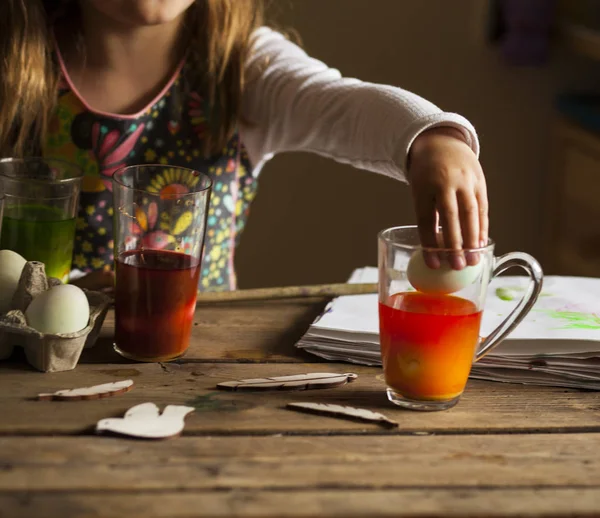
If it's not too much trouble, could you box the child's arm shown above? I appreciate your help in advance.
[241,28,486,262]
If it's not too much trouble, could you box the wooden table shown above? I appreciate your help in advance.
[2,298,600,518]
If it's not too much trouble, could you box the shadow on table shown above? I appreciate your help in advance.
[0,336,135,370]
[0,348,37,372]
[79,334,131,364]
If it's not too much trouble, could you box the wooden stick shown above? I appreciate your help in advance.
[194,282,378,304]
[106,283,377,306]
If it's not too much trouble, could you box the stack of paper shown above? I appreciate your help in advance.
[296,267,600,390]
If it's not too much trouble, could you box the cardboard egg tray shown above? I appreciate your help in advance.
[0,261,110,372]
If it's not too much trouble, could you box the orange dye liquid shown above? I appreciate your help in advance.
[379,292,482,401]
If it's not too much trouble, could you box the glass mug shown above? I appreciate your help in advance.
[378,226,543,411]
[112,165,212,362]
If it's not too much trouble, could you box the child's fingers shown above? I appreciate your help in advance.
[476,186,489,248]
[415,197,441,269]
[438,192,465,270]
[457,190,480,266]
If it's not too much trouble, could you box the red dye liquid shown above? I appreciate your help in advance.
[379,292,482,401]
[114,250,201,362]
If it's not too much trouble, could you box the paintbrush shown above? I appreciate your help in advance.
[95,278,377,306]
[194,282,378,304]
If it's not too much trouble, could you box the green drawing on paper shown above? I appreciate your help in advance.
[496,287,517,301]
[495,286,552,302]
[534,309,600,330]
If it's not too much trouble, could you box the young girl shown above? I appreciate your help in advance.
[0,0,487,292]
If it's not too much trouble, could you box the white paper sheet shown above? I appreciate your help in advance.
[296,267,600,390]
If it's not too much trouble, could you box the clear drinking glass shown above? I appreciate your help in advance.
[378,226,543,411]
[0,158,83,282]
[112,165,212,362]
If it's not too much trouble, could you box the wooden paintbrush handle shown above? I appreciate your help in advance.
[194,283,378,304]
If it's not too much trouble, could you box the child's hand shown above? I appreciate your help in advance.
[407,127,488,269]
[71,269,115,294]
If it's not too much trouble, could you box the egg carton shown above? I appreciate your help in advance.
[0,261,110,372]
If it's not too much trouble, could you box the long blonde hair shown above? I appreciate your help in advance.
[0,0,264,157]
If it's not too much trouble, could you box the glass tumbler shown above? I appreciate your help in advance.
[0,157,83,282]
[112,165,212,362]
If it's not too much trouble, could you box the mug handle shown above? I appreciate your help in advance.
[475,252,544,361]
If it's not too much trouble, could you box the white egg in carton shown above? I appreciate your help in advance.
[0,257,110,372]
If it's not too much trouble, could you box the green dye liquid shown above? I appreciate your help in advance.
[0,205,76,282]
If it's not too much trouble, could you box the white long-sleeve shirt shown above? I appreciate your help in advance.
[241,27,479,181]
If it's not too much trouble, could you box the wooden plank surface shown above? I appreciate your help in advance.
[87,301,326,364]
[2,362,600,435]
[2,434,600,490]
[1,435,600,517]
[2,489,599,518]
[4,298,600,518]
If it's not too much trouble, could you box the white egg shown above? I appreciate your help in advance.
[0,250,27,313]
[25,284,90,335]
[407,250,483,295]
